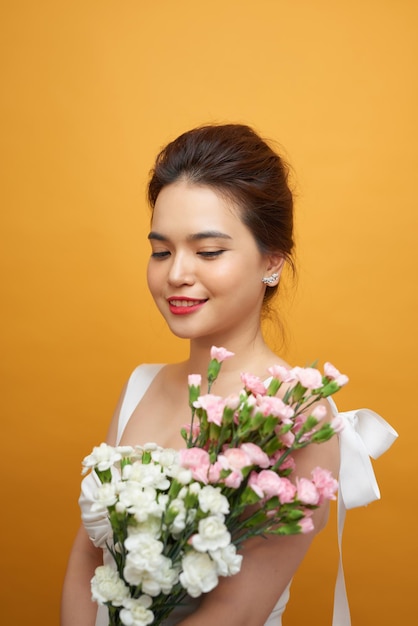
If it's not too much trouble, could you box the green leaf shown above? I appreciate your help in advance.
[242,510,267,528]
[261,415,279,436]
[274,522,302,535]
[188,384,201,406]
[239,486,261,505]
[311,423,335,443]
[94,468,112,483]
[207,359,222,384]
[266,377,281,396]
[290,382,306,402]
[319,380,340,397]
[142,450,152,464]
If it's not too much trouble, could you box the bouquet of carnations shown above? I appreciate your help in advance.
[82,347,347,626]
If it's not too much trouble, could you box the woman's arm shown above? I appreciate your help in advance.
[177,403,340,626]
[61,524,103,626]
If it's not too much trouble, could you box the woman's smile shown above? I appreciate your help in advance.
[167,297,208,315]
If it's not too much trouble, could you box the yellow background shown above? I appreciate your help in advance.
[1,1,416,623]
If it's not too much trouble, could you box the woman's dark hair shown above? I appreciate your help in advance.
[147,123,294,306]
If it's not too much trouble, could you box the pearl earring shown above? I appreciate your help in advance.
[261,272,279,285]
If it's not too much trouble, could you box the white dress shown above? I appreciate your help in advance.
[79,364,397,626]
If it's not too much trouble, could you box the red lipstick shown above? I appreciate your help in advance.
[167,297,207,316]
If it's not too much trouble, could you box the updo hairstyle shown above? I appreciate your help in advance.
[147,124,294,306]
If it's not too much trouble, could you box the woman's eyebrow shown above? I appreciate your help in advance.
[147,230,232,242]
[148,231,167,241]
[188,230,232,241]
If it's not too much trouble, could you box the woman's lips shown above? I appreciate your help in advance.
[167,298,208,315]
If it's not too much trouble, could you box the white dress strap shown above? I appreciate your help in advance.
[329,400,398,625]
[116,364,164,445]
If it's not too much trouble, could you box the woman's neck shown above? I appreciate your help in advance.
[184,330,276,381]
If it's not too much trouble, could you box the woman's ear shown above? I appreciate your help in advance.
[261,254,285,287]
[267,254,285,275]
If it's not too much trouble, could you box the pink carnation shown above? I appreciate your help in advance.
[179,448,210,484]
[224,394,241,410]
[249,471,296,503]
[292,414,318,443]
[296,477,320,505]
[240,443,270,468]
[324,362,349,387]
[193,394,225,426]
[277,429,295,448]
[182,422,201,439]
[299,516,315,534]
[291,366,323,390]
[330,415,345,433]
[269,451,296,472]
[267,365,296,383]
[208,461,222,483]
[208,460,244,488]
[248,470,281,499]
[276,477,297,504]
[280,455,296,472]
[240,372,267,396]
[219,447,252,470]
[224,469,243,488]
[188,374,202,386]
[210,346,235,362]
[310,404,327,421]
[293,413,307,434]
[311,467,338,503]
[255,395,295,421]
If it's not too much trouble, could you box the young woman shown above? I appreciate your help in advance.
[61,124,340,626]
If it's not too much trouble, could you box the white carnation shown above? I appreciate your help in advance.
[151,447,178,468]
[124,552,174,594]
[123,534,175,591]
[140,558,179,596]
[116,484,164,521]
[143,443,160,451]
[115,445,136,458]
[91,483,117,511]
[191,516,231,552]
[188,481,202,495]
[186,507,197,525]
[91,565,129,606]
[124,534,164,567]
[168,497,187,534]
[122,462,170,491]
[158,493,169,508]
[170,465,193,485]
[82,443,122,474]
[120,596,154,626]
[179,551,219,597]
[198,485,229,516]
[209,544,243,576]
[127,516,162,539]
[178,486,188,499]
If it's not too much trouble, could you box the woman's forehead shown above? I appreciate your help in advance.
[151,181,246,234]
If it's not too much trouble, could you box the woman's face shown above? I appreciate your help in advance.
[147,180,273,344]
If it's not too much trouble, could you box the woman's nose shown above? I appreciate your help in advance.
[167,252,195,286]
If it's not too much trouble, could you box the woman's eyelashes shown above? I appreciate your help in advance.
[151,250,170,259]
[150,249,226,260]
[197,250,225,258]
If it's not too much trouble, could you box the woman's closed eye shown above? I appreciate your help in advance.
[151,249,226,260]
[151,250,170,259]
[197,250,226,258]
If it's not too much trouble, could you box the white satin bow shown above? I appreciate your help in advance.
[338,408,399,510]
[332,408,398,626]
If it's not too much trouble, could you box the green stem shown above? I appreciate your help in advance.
[187,407,196,447]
